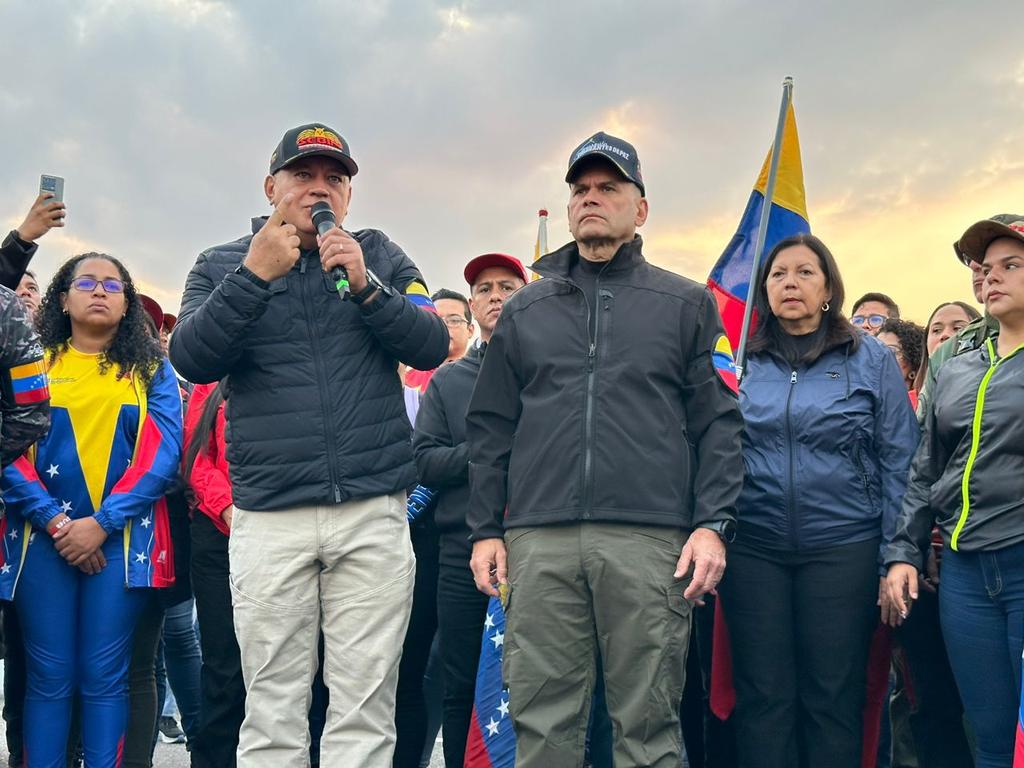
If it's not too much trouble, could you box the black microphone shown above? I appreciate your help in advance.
[310,201,350,300]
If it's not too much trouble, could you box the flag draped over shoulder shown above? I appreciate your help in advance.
[464,597,515,768]
[707,103,810,348]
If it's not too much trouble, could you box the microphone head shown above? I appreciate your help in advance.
[310,201,336,235]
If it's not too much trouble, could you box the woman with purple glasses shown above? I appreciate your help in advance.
[0,252,182,767]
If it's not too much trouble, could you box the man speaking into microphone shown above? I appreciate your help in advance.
[170,123,448,767]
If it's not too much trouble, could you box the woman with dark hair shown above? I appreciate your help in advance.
[0,252,183,766]
[719,234,919,768]
[878,318,926,400]
[913,301,982,392]
[182,380,247,766]
[887,218,1024,767]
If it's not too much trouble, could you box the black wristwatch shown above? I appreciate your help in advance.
[699,519,737,544]
[351,269,392,305]
[234,262,270,290]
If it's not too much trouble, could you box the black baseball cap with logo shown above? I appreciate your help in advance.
[269,123,359,177]
[955,213,1024,265]
[565,131,645,196]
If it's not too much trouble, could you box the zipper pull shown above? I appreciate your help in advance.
[334,484,342,503]
[300,257,308,274]
[587,342,596,371]
[790,370,798,384]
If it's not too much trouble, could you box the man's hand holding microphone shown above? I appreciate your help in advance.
[243,194,372,301]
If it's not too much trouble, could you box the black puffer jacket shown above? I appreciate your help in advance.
[413,342,483,568]
[169,218,449,511]
[466,237,744,539]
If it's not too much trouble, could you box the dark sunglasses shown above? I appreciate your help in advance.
[70,277,124,294]
[851,313,886,328]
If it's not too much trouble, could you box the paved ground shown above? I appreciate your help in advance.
[0,723,446,767]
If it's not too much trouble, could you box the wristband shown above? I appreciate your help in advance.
[49,516,72,536]
[234,262,271,290]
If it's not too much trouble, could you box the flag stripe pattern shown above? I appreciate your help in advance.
[10,360,49,405]
[707,102,810,349]
[465,597,514,768]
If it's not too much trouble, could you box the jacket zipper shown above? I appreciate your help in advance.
[299,256,343,503]
[951,338,1024,550]
[785,369,798,549]
[581,277,601,519]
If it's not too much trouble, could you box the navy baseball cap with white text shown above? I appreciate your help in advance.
[565,131,645,196]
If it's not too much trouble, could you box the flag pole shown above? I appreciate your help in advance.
[537,209,549,256]
[734,76,794,382]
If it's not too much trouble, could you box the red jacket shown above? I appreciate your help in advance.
[183,382,232,536]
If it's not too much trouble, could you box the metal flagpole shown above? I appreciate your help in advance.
[734,76,794,382]
[537,209,549,256]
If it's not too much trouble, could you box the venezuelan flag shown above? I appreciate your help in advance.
[707,102,810,349]
[9,359,48,405]
[404,280,437,313]
[465,597,515,768]
[1016,661,1024,766]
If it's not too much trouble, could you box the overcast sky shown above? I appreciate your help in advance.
[3,0,1022,322]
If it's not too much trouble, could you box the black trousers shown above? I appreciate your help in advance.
[124,593,164,768]
[897,585,975,768]
[436,560,490,767]
[393,519,441,768]
[718,537,880,768]
[189,513,246,768]
[3,601,26,765]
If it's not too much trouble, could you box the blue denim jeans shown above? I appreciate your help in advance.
[939,541,1024,768]
[157,599,203,739]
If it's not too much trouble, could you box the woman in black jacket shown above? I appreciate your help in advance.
[886,216,1024,768]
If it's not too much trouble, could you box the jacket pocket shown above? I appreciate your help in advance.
[852,442,881,516]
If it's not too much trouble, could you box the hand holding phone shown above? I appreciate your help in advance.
[17,176,67,242]
[39,174,64,203]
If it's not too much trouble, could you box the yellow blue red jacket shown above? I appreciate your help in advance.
[0,354,183,598]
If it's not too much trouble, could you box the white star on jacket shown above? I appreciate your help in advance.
[490,630,504,649]
[497,698,510,718]
[60,500,72,514]
[140,516,152,528]
[484,612,495,630]
[486,718,500,737]
[0,565,10,574]
[46,464,59,478]
[8,529,17,540]
[135,552,147,564]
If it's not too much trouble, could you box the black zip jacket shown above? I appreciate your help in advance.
[886,336,1024,568]
[1,231,37,290]
[413,342,483,568]
[466,237,744,539]
[169,218,449,511]
[1,286,50,519]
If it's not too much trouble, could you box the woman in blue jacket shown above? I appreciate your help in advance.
[719,233,919,768]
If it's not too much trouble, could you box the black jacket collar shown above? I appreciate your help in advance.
[532,235,646,282]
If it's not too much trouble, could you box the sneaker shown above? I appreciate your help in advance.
[158,715,186,744]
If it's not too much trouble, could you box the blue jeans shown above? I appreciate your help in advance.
[157,598,202,738]
[940,541,1024,768]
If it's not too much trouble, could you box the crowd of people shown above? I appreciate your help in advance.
[0,121,1020,768]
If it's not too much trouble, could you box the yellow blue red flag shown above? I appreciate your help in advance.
[707,103,809,352]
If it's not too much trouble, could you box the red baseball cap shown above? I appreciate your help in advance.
[138,294,163,333]
[162,313,177,332]
[464,253,528,288]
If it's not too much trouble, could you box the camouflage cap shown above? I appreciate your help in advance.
[955,213,1024,265]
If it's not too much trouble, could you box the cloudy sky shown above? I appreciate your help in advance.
[3,0,1022,323]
